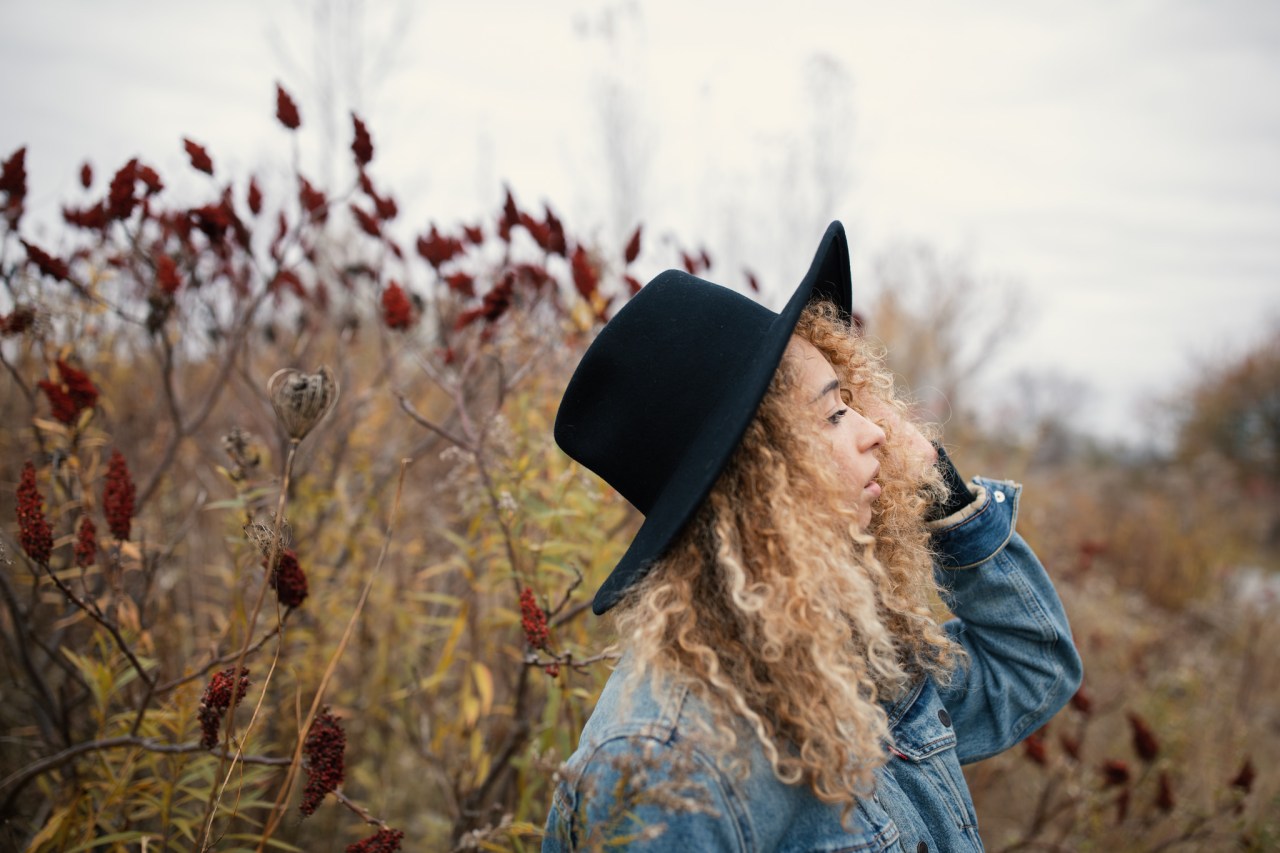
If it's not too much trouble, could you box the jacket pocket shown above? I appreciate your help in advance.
[890,685,980,834]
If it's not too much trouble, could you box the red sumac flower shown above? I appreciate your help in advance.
[416,225,463,269]
[624,225,642,264]
[276,83,301,130]
[79,161,93,189]
[350,203,381,238]
[443,272,475,298]
[156,253,181,294]
[1023,733,1048,766]
[301,709,345,816]
[2,146,27,224]
[462,223,484,245]
[198,666,249,749]
[0,306,36,336]
[16,462,52,566]
[544,206,567,256]
[745,269,761,293]
[183,138,214,175]
[351,113,374,167]
[346,828,405,853]
[74,516,97,568]
[623,274,642,296]
[1231,758,1255,794]
[381,281,414,330]
[247,176,263,215]
[1126,712,1160,763]
[21,240,71,282]
[1102,759,1131,787]
[1069,686,1093,715]
[298,176,327,223]
[1059,734,1081,762]
[107,158,139,220]
[520,587,549,650]
[103,450,136,540]
[38,359,99,424]
[267,549,309,609]
[571,246,598,301]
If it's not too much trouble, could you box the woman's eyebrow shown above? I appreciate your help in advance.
[810,379,840,404]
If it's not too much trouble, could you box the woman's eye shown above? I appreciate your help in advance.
[827,408,848,425]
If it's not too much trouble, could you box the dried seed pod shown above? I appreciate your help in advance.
[268,366,338,441]
[244,518,291,557]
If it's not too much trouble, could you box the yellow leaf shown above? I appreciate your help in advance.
[472,662,494,717]
[32,418,70,437]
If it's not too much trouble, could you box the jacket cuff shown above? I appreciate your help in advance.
[927,477,1020,570]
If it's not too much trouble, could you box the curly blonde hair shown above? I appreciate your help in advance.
[611,301,962,811]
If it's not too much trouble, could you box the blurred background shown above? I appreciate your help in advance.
[5,0,1279,445]
[1,1,1278,850]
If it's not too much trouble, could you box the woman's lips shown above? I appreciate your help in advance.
[864,480,882,499]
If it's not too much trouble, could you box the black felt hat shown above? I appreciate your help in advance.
[555,221,853,614]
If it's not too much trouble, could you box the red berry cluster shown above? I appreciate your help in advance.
[301,709,346,816]
[346,828,404,853]
[381,281,414,330]
[74,516,97,568]
[38,359,98,425]
[267,549,309,609]
[198,666,250,749]
[16,461,52,565]
[519,587,549,650]
[102,450,136,540]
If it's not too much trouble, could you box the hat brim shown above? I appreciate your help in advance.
[591,221,852,614]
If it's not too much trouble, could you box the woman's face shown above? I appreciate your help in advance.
[787,336,886,529]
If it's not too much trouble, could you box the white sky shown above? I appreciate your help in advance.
[3,0,1279,444]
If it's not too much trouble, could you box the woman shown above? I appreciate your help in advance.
[546,222,1082,852]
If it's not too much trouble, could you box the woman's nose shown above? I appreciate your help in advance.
[854,412,886,452]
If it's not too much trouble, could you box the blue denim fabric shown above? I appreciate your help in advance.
[543,478,1083,852]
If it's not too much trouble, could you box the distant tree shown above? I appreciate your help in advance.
[1173,322,1280,497]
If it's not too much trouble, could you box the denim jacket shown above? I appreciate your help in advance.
[544,478,1083,852]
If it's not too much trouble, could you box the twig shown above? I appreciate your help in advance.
[396,391,472,451]
[0,735,289,814]
[39,561,155,690]
[331,787,389,829]
[154,620,286,695]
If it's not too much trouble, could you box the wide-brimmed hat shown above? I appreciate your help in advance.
[555,221,853,614]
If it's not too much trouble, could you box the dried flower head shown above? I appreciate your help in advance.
[301,709,346,816]
[38,359,99,425]
[221,426,260,480]
[520,587,549,650]
[198,666,250,749]
[103,450,136,540]
[268,366,339,442]
[244,518,291,557]
[16,461,52,565]
[346,828,404,853]
[74,516,97,568]
[267,549,308,609]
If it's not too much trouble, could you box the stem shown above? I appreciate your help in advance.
[39,561,155,691]
[194,440,298,851]
[255,459,411,849]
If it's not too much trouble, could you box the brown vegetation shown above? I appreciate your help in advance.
[1,85,1276,851]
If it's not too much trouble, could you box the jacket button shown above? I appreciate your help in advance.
[993,490,1006,503]
[917,843,929,853]
[937,709,952,727]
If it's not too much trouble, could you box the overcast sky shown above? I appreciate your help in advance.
[3,0,1279,444]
